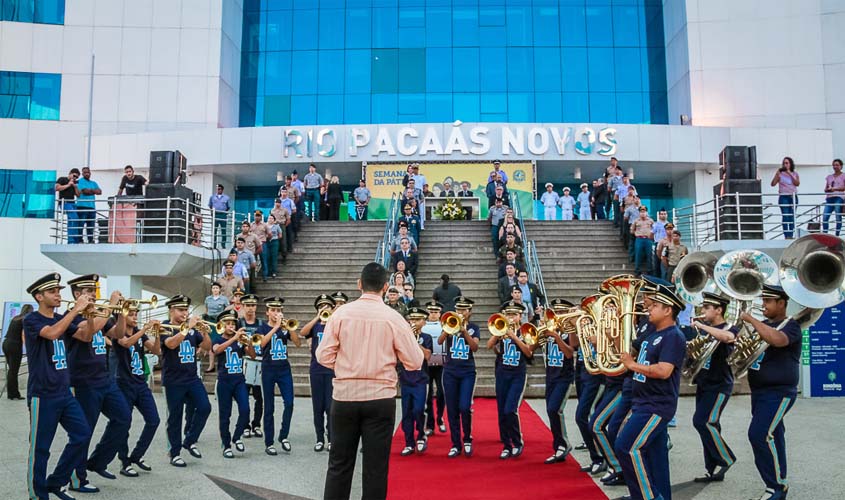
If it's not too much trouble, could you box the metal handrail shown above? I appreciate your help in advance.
[375,193,398,267]
[673,191,835,249]
[52,197,250,250]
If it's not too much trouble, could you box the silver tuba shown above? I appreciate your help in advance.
[673,252,718,305]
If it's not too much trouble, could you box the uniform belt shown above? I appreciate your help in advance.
[636,236,650,239]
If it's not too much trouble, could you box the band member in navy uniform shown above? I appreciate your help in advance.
[487,300,534,459]
[421,301,446,435]
[590,368,624,480]
[438,296,480,458]
[213,310,256,458]
[617,284,687,500]
[24,273,93,500]
[574,301,606,474]
[300,294,337,452]
[330,291,349,308]
[64,274,131,492]
[160,295,212,467]
[400,307,433,456]
[258,296,301,455]
[604,275,667,487]
[690,292,739,483]
[238,294,264,439]
[544,298,576,464]
[739,284,802,500]
[113,305,161,477]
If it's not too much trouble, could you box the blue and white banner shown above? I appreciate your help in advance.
[808,305,845,397]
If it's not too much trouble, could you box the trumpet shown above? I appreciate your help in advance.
[318,308,332,322]
[62,300,130,318]
[237,333,252,346]
[193,320,221,335]
[487,313,510,337]
[148,322,188,336]
[441,311,463,335]
[284,318,299,331]
[123,295,158,310]
[520,322,547,347]
[251,333,263,346]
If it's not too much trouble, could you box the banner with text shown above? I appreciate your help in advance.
[365,162,535,220]
[808,305,845,397]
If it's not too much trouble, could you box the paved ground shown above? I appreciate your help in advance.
[0,393,840,499]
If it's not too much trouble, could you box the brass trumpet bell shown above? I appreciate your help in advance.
[319,308,332,322]
[250,334,263,346]
[441,311,463,335]
[284,319,299,331]
[487,313,509,337]
[520,322,546,346]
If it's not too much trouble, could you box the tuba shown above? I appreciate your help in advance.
[682,312,723,383]
[441,311,463,335]
[576,295,603,374]
[729,238,845,378]
[592,275,645,376]
[673,252,717,305]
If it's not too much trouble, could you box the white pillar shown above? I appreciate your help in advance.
[106,275,143,298]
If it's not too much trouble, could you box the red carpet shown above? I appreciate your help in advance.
[387,398,607,500]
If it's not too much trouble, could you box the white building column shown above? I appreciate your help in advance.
[106,275,143,298]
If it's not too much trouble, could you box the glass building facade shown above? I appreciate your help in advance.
[1,0,65,25]
[0,169,56,218]
[240,0,668,127]
[0,71,62,120]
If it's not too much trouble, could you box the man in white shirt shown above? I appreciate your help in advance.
[540,183,560,220]
[558,187,576,221]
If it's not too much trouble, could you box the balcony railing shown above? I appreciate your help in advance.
[51,197,251,249]
[672,192,838,249]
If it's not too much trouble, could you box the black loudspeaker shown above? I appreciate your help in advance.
[713,180,763,240]
[143,184,196,243]
[719,145,757,181]
[149,151,186,185]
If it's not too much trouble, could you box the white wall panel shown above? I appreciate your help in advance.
[93,0,125,27]
[146,76,179,122]
[151,0,183,29]
[92,27,124,75]
[176,77,209,123]
[61,26,93,74]
[30,25,64,73]
[26,121,60,169]
[123,0,155,28]
[118,76,150,122]
[0,22,33,71]
[178,29,210,76]
[120,28,152,75]
[149,29,180,76]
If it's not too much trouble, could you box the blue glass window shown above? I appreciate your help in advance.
[1,0,65,25]
[0,71,61,120]
[238,0,668,126]
[0,169,56,218]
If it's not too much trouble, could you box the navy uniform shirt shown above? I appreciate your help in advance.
[444,322,481,374]
[400,334,432,386]
[624,321,657,395]
[545,334,575,385]
[632,325,686,420]
[66,315,114,389]
[160,321,204,387]
[23,311,78,398]
[239,318,263,358]
[258,322,291,371]
[495,334,528,374]
[304,322,333,376]
[214,337,247,384]
[113,327,148,386]
[693,322,739,392]
[748,318,802,393]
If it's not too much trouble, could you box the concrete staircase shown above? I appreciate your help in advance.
[525,219,633,303]
[415,220,549,397]
[251,220,385,396]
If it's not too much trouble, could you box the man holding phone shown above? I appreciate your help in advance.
[55,168,82,244]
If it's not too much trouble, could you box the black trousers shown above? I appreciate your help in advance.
[425,365,445,429]
[324,398,395,500]
[3,340,22,398]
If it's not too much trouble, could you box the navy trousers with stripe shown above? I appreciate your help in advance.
[164,379,212,457]
[495,370,526,449]
[607,383,633,457]
[71,382,130,485]
[443,369,476,448]
[309,373,333,443]
[27,394,92,500]
[692,387,736,473]
[616,411,671,500]
[545,379,573,451]
[590,385,623,471]
[400,382,427,447]
[217,379,249,448]
[575,374,604,463]
[262,367,294,447]
[748,390,796,493]
[116,381,160,466]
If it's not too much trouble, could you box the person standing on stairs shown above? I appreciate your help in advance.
[488,300,534,460]
[541,183,560,220]
[422,301,447,436]
[558,187,576,221]
[488,197,508,255]
[577,183,592,220]
[432,274,462,312]
[438,296,480,458]
[399,307,433,456]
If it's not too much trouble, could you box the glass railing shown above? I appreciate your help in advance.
[510,192,549,307]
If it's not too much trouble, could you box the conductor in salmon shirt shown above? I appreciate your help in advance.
[317,262,424,500]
